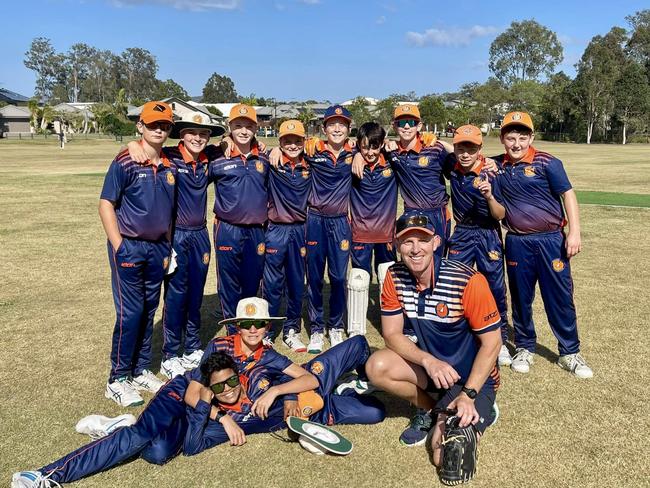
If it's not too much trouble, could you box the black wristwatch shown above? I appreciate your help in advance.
[461,386,478,399]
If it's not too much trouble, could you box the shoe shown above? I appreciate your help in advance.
[335,375,377,395]
[405,334,418,344]
[307,332,324,354]
[399,409,433,446]
[105,377,144,407]
[511,348,534,374]
[11,471,59,488]
[284,329,307,352]
[329,328,345,347]
[498,345,512,367]
[180,349,204,370]
[75,414,137,439]
[489,401,500,427]
[263,335,275,347]
[161,357,188,379]
[131,370,165,393]
[557,353,593,378]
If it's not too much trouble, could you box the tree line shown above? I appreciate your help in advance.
[23,9,649,143]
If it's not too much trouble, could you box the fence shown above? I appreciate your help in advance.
[1,132,129,142]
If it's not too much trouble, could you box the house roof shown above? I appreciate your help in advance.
[0,88,30,104]
[0,105,31,118]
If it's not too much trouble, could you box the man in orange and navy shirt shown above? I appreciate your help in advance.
[350,122,398,277]
[491,111,592,378]
[99,101,177,407]
[366,211,501,467]
[263,120,311,352]
[209,104,269,332]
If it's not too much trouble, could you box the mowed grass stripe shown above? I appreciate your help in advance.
[576,190,650,208]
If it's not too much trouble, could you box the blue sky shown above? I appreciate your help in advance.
[2,0,647,102]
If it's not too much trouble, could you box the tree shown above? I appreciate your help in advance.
[120,48,158,103]
[239,93,258,105]
[626,10,650,77]
[613,61,650,144]
[375,96,398,130]
[463,78,506,134]
[205,105,223,117]
[202,73,238,103]
[297,105,316,134]
[82,50,120,103]
[24,37,58,99]
[489,20,563,85]
[538,72,575,139]
[505,80,545,117]
[418,95,447,132]
[66,43,96,103]
[573,27,627,143]
[347,97,372,128]
[153,79,189,100]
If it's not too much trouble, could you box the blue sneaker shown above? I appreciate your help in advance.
[399,409,433,446]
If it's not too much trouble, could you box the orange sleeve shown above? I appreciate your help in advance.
[381,271,402,315]
[462,273,501,332]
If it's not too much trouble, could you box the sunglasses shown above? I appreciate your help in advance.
[395,118,419,128]
[396,214,433,234]
[144,121,173,132]
[237,320,270,330]
[210,374,240,394]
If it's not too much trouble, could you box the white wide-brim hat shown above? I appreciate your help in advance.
[218,297,286,326]
[170,111,226,139]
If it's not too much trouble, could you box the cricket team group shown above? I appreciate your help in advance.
[12,99,593,487]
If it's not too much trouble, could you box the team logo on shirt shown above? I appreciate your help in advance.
[488,250,501,261]
[310,361,324,375]
[166,172,175,185]
[473,177,482,188]
[202,252,210,265]
[163,257,169,270]
[300,247,307,257]
[345,156,353,165]
[524,166,536,177]
[257,243,266,255]
[340,239,350,251]
[302,170,309,179]
[382,168,393,178]
[418,156,429,167]
[552,259,565,272]
[255,160,264,173]
[436,303,449,318]
[245,303,257,316]
[257,378,270,391]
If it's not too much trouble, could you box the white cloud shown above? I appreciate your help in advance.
[376,15,386,24]
[111,0,240,11]
[406,25,499,47]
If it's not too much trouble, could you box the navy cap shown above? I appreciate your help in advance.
[395,210,435,238]
[323,104,352,124]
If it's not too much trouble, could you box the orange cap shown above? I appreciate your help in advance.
[139,101,174,124]
[279,120,306,138]
[393,104,421,120]
[229,103,257,124]
[501,111,534,132]
[453,125,483,145]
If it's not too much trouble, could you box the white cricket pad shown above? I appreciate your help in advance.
[377,261,395,300]
[347,268,370,336]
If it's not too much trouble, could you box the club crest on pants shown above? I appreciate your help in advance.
[202,252,210,265]
[310,361,324,375]
[340,239,350,251]
[488,250,500,261]
[257,243,266,255]
[300,247,307,257]
[552,259,565,272]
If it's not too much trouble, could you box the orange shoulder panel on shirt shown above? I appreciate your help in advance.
[462,273,500,331]
[381,271,401,312]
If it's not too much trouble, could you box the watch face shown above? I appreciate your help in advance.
[463,387,477,399]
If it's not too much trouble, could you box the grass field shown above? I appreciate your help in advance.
[1,138,649,487]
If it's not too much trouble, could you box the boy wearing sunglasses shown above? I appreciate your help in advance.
[99,101,178,407]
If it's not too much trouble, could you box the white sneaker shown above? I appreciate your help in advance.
[262,336,275,347]
[557,353,593,378]
[489,401,500,427]
[406,334,418,344]
[307,332,324,354]
[511,348,534,374]
[161,357,188,379]
[284,329,307,352]
[75,414,137,440]
[329,328,345,347]
[498,345,513,367]
[131,370,165,393]
[335,376,377,395]
[180,349,204,370]
[105,377,144,407]
[11,471,59,488]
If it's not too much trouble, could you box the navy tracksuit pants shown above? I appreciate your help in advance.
[447,225,509,342]
[406,206,451,261]
[262,222,307,338]
[39,377,188,484]
[303,335,385,426]
[108,237,170,382]
[213,220,265,334]
[162,227,211,360]
[306,212,351,333]
[351,242,396,281]
[505,230,580,355]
